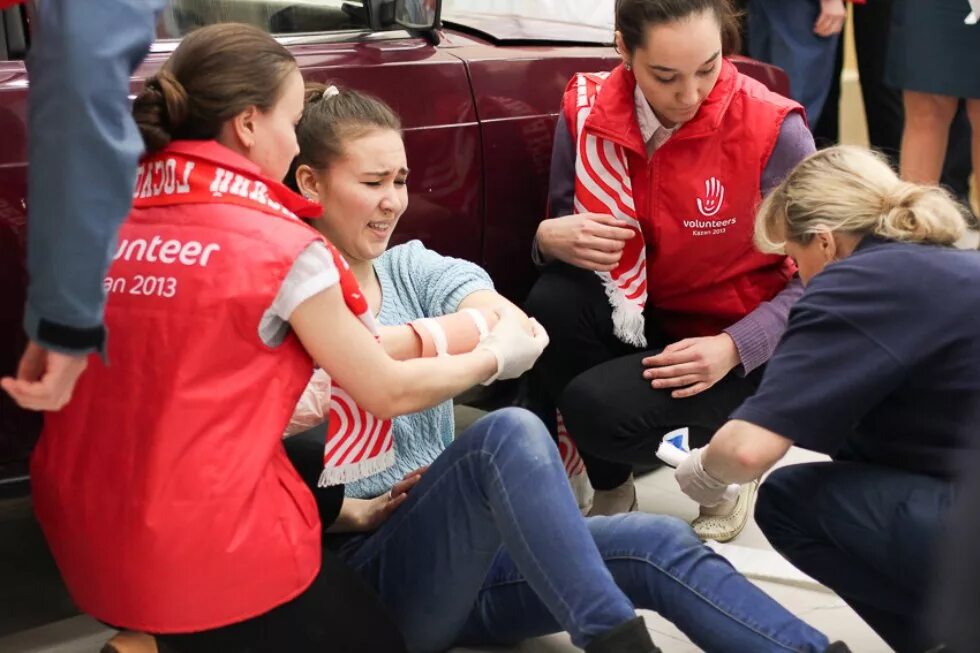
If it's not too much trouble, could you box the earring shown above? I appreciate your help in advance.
[625,62,632,71]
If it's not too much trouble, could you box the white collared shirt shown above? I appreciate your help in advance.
[634,83,681,157]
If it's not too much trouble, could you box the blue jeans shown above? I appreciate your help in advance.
[756,461,954,653]
[748,0,840,125]
[338,408,830,653]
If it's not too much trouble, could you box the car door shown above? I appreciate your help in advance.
[0,4,37,483]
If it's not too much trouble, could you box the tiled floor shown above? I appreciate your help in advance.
[0,443,893,653]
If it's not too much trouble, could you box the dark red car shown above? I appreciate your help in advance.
[0,0,789,488]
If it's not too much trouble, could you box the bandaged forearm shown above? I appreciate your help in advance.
[284,369,331,438]
[409,308,498,357]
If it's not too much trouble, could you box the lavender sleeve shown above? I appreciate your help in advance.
[532,114,577,266]
[724,112,814,374]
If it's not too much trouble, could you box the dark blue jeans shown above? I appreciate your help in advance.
[756,461,955,653]
[338,408,830,653]
[748,0,840,124]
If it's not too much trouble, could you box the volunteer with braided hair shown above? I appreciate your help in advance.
[28,23,548,653]
[282,82,849,653]
[677,145,980,652]
[525,0,814,538]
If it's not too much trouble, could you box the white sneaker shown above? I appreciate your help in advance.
[587,476,638,517]
[692,480,758,542]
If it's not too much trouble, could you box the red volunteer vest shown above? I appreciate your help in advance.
[33,141,325,632]
[563,59,800,337]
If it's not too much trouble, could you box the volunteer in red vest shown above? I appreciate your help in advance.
[525,0,814,538]
[29,23,547,653]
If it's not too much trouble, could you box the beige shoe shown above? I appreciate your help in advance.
[568,469,595,515]
[692,480,758,542]
[587,476,638,517]
[102,632,159,653]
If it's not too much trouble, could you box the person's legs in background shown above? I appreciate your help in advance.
[456,513,833,653]
[854,1,974,223]
[755,461,953,653]
[900,91,960,186]
[853,0,904,165]
[963,99,980,219]
[339,408,656,653]
[812,25,844,147]
[748,0,840,126]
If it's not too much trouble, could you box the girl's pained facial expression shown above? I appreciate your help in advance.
[305,129,409,264]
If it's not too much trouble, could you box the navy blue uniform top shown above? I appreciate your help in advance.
[733,236,980,478]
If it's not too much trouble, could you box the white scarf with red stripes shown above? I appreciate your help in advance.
[572,72,648,347]
[317,245,395,487]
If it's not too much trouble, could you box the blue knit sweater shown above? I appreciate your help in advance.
[345,240,494,499]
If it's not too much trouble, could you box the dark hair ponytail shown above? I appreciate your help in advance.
[287,82,401,192]
[615,0,742,56]
[132,23,297,154]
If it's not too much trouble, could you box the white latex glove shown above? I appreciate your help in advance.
[284,369,331,438]
[477,307,549,385]
[675,447,730,507]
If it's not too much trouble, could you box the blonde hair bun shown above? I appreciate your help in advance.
[755,145,967,253]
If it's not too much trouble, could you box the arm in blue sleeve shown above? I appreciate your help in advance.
[386,241,494,317]
[24,0,167,354]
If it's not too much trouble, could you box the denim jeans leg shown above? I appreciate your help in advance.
[456,513,830,653]
[342,407,637,653]
[747,0,838,123]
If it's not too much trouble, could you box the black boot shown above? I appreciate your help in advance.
[585,616,662,653]
[824,643,853,653]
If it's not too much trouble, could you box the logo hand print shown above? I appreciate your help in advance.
[696,177,725,218]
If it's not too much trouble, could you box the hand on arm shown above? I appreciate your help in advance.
[327,467,427,533]
[289,288,545,418]
[534,213,635,271]
[642,334,740,398]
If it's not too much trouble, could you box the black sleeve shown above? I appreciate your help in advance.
[283,427,345,528]
[547,113,576,219]
[731,299,906,455]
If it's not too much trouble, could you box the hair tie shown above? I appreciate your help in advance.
[322,85,340,100]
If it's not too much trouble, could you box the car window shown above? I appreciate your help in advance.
[156,0,370,38]
[442,0,614,30]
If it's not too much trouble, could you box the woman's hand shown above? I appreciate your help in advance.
[642,334,740,399]
[345,467,427,533]
[535,213,635,271]
[813,0,846,37]
[477,307,549,384]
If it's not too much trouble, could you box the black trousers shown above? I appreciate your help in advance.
[757,461,953,652]
[524,263,761,491]
[151,434,406,653]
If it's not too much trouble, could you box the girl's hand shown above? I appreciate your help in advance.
[535,213,635,271]
[355,467,427,531]
[641,334,740,399]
